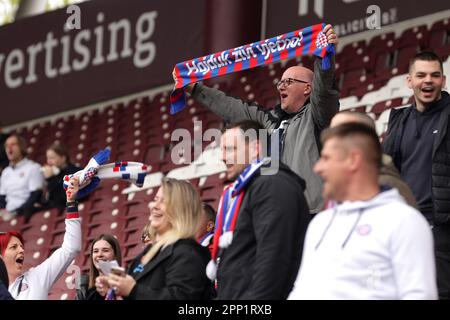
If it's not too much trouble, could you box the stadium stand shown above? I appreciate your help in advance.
[1,12,449,299]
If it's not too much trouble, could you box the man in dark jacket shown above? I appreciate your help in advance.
[186,25,340,214]
[209,120,311,299]
[383,51,450,299]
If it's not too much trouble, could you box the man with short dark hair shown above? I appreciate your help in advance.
[383,51,450,299]
[289,123,437,299]
[208,120,310,299]
[0,134,44,222]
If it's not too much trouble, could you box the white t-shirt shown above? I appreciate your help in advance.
[0,158,44,212]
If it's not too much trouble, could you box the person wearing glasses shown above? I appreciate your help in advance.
[288,123,436,300]
[185,25,340,214]
[140,221,154,247]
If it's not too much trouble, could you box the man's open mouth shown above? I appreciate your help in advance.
[421,87,434,93]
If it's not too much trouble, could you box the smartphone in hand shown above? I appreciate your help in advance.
[110,266,126,277]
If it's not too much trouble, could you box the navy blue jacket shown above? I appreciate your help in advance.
[383,91,450,225]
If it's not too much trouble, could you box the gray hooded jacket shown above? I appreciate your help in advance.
[191,58,339,213]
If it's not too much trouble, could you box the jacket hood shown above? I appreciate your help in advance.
[274,98,311,119]
[273,104,291,119]
[336,188,405,214]
[379,154,401,179]
[412,90,450,115]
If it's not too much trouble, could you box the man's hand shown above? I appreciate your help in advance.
[324,24,339,46]
[41,165,54,179]
[184,83,196,95]
[65,177,79,202]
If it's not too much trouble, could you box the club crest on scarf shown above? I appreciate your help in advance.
[171,23,335,114]
[315,31,329,49]
[206,158,271,281]
[63,149,150,199]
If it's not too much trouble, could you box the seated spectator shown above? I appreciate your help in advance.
[196,203,216,254]
[0,177,82,299]
[0,254,13,300]
[0,134,44,222]
[330,111,418,209]
[288,123,437,300]
[95,178,212,300]
[76,234,122,300]
[41,143,81,211]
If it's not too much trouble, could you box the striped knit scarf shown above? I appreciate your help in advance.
[63,149,149,199]
[206,158,271,282]
[170,23,335,114]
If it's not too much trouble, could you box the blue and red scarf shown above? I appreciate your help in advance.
[206,158,271,282]
[170,23,335,114]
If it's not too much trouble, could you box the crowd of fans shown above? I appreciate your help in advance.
[0,24,449,300]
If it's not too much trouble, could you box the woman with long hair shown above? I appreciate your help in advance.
[96,178,211,299]
[76,234,122,300]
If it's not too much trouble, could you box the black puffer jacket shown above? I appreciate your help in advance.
[383,91,450,225]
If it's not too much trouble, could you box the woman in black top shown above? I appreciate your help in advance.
[96,178,211,300]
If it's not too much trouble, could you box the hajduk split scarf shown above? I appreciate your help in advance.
[63,149,149,199]
[206,158,271,282]
[170,23,335,114]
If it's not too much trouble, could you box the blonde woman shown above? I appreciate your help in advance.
[96,178,211,299]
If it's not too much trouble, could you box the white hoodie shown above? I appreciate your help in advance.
[288,188,437,300]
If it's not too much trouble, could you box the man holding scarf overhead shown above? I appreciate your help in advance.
[178,24,339,214]
[206,120,310,299]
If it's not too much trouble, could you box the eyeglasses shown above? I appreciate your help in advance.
[141,233,149,242]
[276,78,309,89]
